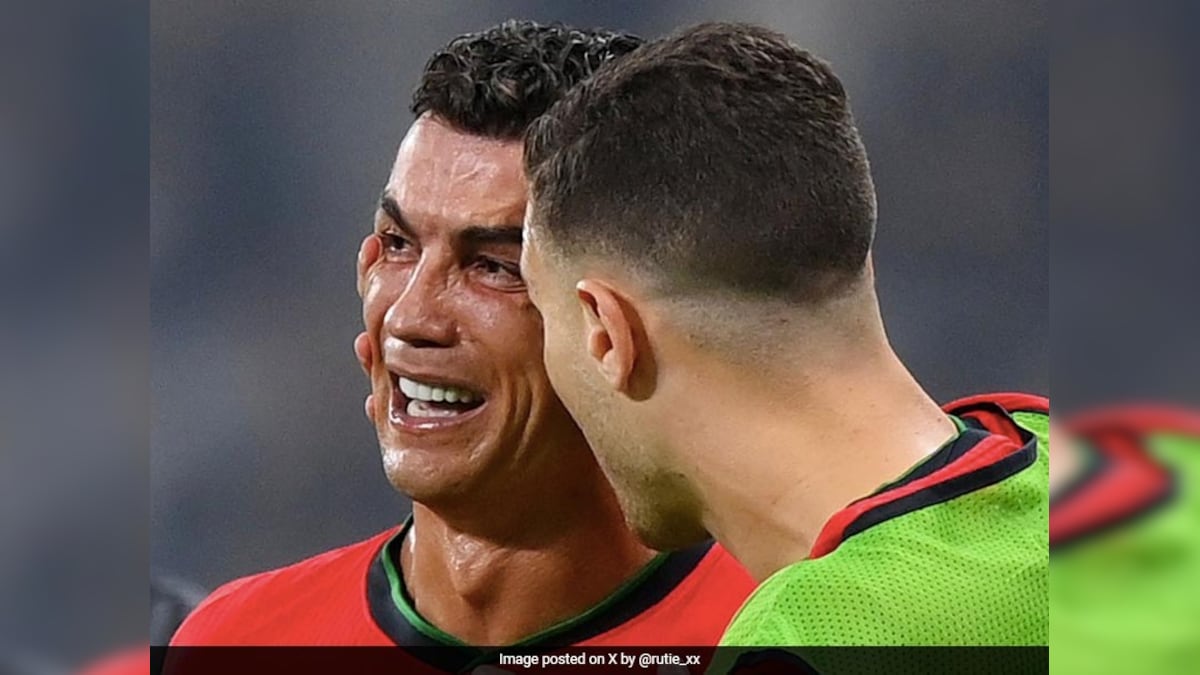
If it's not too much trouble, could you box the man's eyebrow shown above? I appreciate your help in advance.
[378,195,417,238]
[379,193,522,247]
[461,225,524,247]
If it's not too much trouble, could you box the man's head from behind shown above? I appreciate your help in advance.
[359,21,641,508]
[522,22,880,548]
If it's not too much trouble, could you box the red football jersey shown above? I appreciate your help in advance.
[172,518,754,671]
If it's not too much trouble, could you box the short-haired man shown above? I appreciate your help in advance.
[172,22,753,667]
[521,22,1048,646]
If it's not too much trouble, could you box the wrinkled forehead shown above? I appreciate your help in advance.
[386,115,527,227]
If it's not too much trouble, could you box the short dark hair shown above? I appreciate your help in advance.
[412,20,643,140]
[525,22,877,302]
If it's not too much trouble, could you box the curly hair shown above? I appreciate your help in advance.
[412,20,643,139]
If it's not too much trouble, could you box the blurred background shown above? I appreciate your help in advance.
[150,0,1048,594]
[19,1,1200,672]
[1,0,146,669]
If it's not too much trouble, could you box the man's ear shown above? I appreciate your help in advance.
[575,279,639,393]
[357,234,381,298]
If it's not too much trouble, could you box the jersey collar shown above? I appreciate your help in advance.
[365,514,713,671]
[809,399,1042,559]
[1051,408,1179,549]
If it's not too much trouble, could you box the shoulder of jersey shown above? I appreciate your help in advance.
[697,542,757,601]
[574,540,755,647]
[722,563,889,646]
[170,527,398,645]
[723,391,1050,647]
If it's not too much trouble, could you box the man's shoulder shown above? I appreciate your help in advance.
[644,541,756,624]
[724,555,1028,646]
[171,527,399,645]
[721,560,899,646]
[723,504,1047,645]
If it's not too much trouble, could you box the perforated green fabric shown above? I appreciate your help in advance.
[718,411,1049,647]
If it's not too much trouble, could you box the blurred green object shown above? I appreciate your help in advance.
[1051,407,1200,675]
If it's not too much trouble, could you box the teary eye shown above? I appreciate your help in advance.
[474,257,524,291]
[381,232,411,253]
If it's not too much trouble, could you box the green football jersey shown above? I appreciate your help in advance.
[718,393,1049,649]
[1050,406,1200,675]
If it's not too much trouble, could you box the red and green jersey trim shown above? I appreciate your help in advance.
[365,517,738,671]
[809,393,1045,559]
[719,391,1049,648]
[1051,404,1199,548]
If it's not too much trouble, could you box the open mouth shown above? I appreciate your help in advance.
[389,372,486,427]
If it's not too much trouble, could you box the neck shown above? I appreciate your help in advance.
[678,346,956,582]
[400,460,656,645]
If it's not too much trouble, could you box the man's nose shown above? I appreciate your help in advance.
[383,259,458,348]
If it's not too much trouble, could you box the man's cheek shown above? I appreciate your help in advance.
[362,296,382,330]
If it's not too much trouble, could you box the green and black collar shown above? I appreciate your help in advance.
[365,516,713,672]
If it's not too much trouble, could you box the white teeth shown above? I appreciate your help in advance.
[407,399,462,418]
[399,377,418,398]
[398,376,479,405]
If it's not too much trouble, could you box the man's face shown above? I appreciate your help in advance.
[522,214,708,550]
[360,115,583,503]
